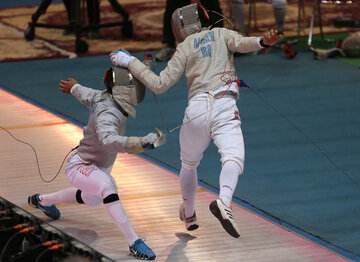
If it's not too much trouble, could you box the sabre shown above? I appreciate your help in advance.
[143,53,170,148]
[143,53,171,133]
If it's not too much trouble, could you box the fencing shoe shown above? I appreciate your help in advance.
[209,198,240,238]
[28,194,60,220]
[129,238,156,260]
[179,203,199,231]
[155,44,176,61]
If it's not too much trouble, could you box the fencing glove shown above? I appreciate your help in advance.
[126,132,158,154]
[110,49,134,68]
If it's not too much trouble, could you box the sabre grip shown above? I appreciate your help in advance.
[144,53,155,69]
[142,143,155,150]
[140,132,158,151]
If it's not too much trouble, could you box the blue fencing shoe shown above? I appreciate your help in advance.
[129,238,156,260]
[28,194,60,220]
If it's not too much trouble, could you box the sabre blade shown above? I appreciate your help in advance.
[152,93,170,133]
[164,98,231,135]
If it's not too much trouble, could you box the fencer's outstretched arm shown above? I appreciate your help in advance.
[225,28,282,53]
[109,28,282,97]
[59,79,100,108]
[110,50,186,95]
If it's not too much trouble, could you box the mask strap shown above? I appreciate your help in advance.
[103,68,112,84]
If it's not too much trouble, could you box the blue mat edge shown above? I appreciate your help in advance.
[2,84,359,261]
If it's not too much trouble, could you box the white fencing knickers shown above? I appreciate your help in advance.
[65,153,118,202]
[179,88,245,173]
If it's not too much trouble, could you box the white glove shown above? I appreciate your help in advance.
[125,132,159,154]
[109,51,134,68]
[140,132,158,148]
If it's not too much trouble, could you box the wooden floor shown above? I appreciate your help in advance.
[0,88,350,261]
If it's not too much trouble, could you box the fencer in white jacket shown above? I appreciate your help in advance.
[110,3,282,238]
[28,69,160,260]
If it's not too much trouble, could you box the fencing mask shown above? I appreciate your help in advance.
[171,3,208,43]
[104,66,145,118]
[342,31,360,57]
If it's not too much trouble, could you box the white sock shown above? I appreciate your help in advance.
[104,200,138,246]
[39,187,78,206]
[180,166,198,218]
[219,161,241,207]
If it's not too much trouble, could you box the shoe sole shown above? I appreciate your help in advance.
[209,201,240,238]
[27,195,36,208]
[179,204,199,231]
[129,252,155,260]
[130,253,155,260]
[180,217,199,231]
[187,224,199,231]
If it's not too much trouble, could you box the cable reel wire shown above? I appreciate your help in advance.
[0,230,22,262]
[207,10,233,29]
[0,126,77,183]
[34,248,51,262]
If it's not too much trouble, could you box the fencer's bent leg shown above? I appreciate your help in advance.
[65,155,118,198]
[211,98,245,173]
[219,161,241,206]
[65,154,138,245]
[180,98,211,216]
[211,97,245,206]
[180,98,211,171]
[179,166,198,218]
[39,187,102,207]
[39,187,79,206]
[206,96,243,238]
[272,0,287,33]
[78,190,103,206]
[104,198,138,245]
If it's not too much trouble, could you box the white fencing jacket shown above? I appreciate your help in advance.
[129,27,263,100]
[71,84,128,169]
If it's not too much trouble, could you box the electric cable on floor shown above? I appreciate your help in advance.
[0,126,77,183]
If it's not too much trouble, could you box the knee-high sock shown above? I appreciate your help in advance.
[104,200,138,246]
[180,166,198,218]
[219,161,241,207]
[39,187,78,206]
